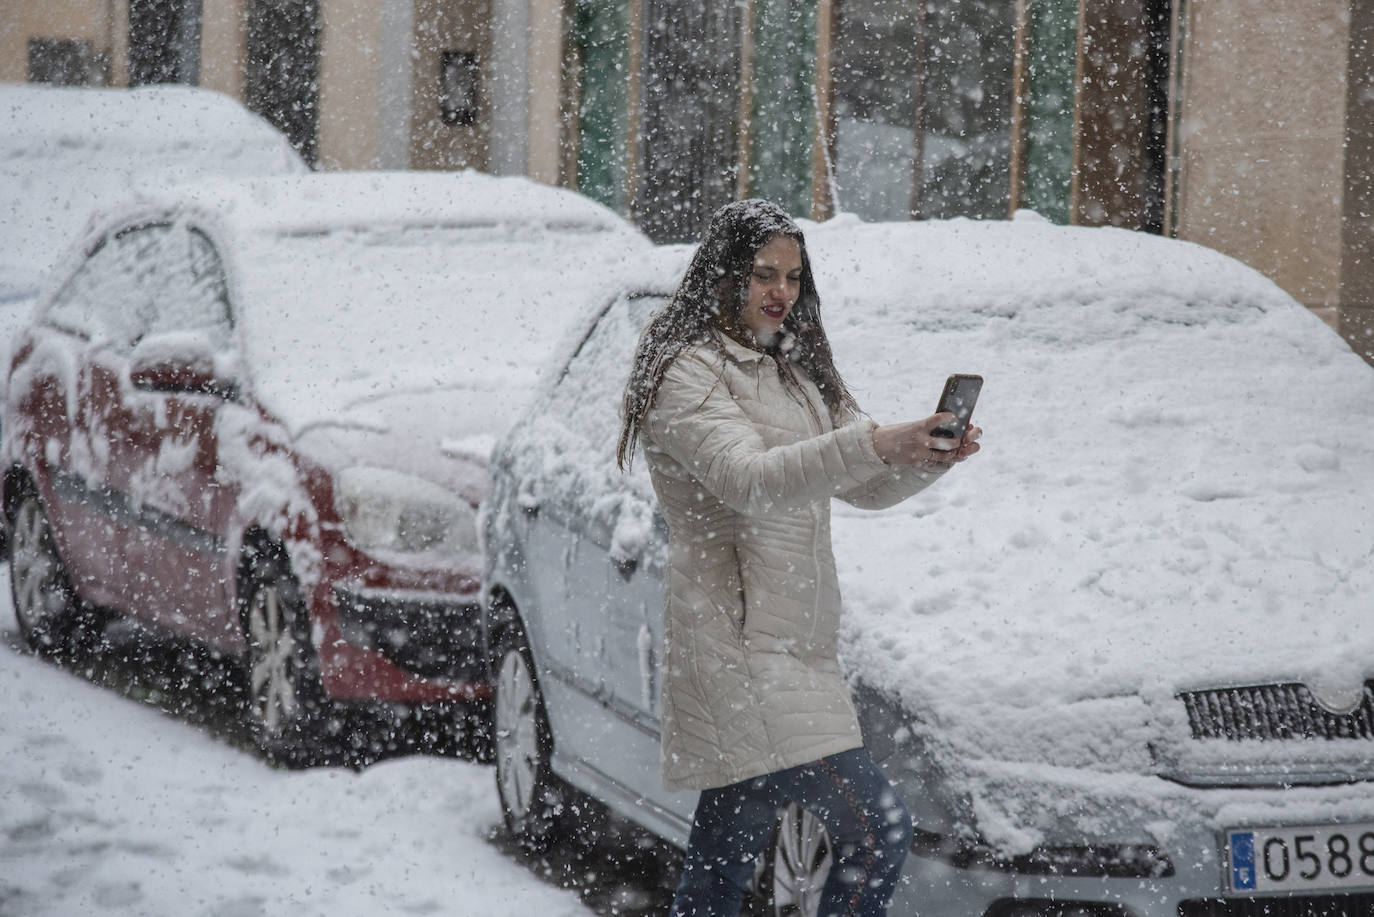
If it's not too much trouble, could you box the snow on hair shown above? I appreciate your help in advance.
[616,199,858,470]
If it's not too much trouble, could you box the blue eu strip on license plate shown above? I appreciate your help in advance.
[1229,831,1257,891]
[1226,821,1374,894]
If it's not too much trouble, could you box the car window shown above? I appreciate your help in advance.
[44,224,235,354]
[143,228,235,351]
[523,292,666,561]
[44,224,174,350]
[546,292,666,455]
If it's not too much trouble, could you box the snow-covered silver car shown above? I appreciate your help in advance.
[481,214,1374,916]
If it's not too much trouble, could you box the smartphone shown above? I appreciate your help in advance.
[931,373,982,439]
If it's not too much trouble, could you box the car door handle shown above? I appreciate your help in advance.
[613,556,638,580]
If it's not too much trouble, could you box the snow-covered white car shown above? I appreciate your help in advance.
[0,84,306,317]
[1,170,649,763]
[480,212,1374,916]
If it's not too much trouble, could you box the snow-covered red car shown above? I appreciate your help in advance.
[481,213,1374,916]
[1,171,648,763]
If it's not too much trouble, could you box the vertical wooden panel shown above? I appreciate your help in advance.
[1008,0,1030,215]
[1074,0,1171,230]
[1342,0,1374,362]
[908,0,926,220]
[738,0,755,200]
[811,0,834,219]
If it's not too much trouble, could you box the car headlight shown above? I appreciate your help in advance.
[335,466,477,555]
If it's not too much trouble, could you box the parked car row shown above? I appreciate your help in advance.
[6,86,1374,917]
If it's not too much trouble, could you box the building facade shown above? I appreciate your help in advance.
[3,0,1371,358]
[1,0,490,171]
[514,0,1370,356]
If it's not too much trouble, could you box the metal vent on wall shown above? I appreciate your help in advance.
[1180,682,1374,741]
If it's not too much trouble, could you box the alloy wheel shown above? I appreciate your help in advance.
[494,647,541,823]
[246,579,299,737]
[772,802,833,917]
[9,497,74,652]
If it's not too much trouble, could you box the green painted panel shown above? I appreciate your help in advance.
[749,0,816,216]
[1022,0,1077,223]
[574,0,629,213]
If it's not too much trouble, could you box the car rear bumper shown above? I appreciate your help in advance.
[312,582,490,704]
[334,585,484,681]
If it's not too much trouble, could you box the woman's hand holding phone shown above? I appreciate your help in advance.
[872,373,983,469]
[871,414,981,469]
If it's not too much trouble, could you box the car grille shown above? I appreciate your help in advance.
[1179,682,1374,741]
[1178,892,1374,916]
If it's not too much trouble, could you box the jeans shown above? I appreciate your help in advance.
[669,748,913,917]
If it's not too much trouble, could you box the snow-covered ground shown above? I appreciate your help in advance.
[0,564,601,917]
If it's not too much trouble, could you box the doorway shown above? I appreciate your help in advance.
[245,0,321,166]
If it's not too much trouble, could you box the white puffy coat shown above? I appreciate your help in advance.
[643,336,943,791]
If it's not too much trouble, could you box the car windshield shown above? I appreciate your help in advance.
[234,222,629,439]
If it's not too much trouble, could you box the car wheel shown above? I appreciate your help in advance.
[768,802,833,917]
[241,551,330,765]
[9,495,87,656]
[492,631,565,851]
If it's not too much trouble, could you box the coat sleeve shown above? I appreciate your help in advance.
[835,460,945,510]
[809,399,946,510]
[644,349,894,516]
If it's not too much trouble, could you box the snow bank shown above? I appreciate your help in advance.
[0,611,593,916]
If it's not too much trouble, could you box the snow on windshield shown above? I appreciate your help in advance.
[233,220,643,440]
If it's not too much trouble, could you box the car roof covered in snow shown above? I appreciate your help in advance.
[115,169,640,239]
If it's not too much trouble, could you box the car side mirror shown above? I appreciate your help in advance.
[129,333,239,400]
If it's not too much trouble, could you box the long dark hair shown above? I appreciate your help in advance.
[616,200,858,470]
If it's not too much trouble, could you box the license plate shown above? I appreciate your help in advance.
[1227,823,1374,894]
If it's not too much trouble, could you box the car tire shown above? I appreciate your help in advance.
[767,802,833,917]
[492,628,566,852]
[240,548,331,766]
[8,495,96,657]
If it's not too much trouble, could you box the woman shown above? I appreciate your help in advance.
[616,200,980,917]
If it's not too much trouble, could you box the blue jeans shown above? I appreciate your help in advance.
[670,748,913,917]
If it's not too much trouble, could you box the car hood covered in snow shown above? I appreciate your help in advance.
[788,215,1374,792]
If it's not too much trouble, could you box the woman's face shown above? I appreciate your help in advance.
[741,234,803,343]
